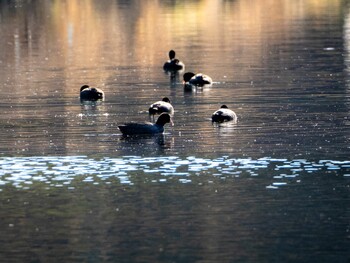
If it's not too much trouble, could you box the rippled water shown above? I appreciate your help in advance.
[0,0,350,262]
[1,156,350,189]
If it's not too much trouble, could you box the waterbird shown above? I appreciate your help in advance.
[183,72,212,86]
[163,50,185,71]
[118,113,173,136]
[211,105,237,123]
[148,97,174,117]
[80,85,104,101]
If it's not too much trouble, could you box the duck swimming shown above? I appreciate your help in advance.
[163,50,185,71]
[211,105,237,123]
[80,85,104,101]
[149,97,174,116]
[183,72,212,86]
[118,113,173,136]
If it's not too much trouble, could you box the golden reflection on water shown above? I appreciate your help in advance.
[0,0,344,84]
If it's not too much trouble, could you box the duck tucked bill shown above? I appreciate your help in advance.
[149,97,174,116]
[211,105,237,123]
[80,85,104,101]
[183,72,212,86]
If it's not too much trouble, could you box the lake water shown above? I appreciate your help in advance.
[0,0,349,262]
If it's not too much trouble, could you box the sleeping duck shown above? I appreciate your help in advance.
[118,113,173,136]
[163,50,185,71]
[80,85,104,101]
[183,72,212,86]
[211,105,237,123]
[149,97,174,117]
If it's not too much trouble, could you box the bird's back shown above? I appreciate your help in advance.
[118,122,163,135]
[80,87,104,101]
[212,109,237,123]
[149,101,174,115]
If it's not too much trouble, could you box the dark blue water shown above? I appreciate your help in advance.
[0,0,349,262]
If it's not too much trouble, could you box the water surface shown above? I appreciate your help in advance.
[0,0,349,262]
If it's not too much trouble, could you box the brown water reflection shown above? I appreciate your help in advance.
[1,0,345,84]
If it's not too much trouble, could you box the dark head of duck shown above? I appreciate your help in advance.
[156,113,173,126]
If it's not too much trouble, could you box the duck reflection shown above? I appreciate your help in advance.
[163,67,183,89]
[212,121,238,137]
[119,133,174,152]
[80,100,105,115]
[184,83,212,93]
[166,71,182,88]
[212,120,237,128]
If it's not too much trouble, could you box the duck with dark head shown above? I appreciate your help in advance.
[80,85,104,101]
[163,50,185,72]
[118,113,173,136]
